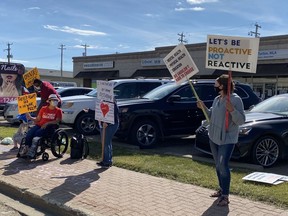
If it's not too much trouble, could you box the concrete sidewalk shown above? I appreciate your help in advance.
[0,145,287,216]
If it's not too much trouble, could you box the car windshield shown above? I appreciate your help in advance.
[86,89,97,97]
[142,83,180,100]
[250,95,288,114]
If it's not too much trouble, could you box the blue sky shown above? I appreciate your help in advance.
[0,0,287,72]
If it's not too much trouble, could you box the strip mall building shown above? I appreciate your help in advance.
[73,34,288,100]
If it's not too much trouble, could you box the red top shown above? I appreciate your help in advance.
[36,106,62,127]
[39,81,61,102]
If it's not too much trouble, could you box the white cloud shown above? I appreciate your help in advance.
[43,25,107,36]
[27,7,40,10]
[175,7,205,11]
[187,0,218,4]
[144,13,160,17]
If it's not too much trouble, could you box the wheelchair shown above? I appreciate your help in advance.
[17,126,69,161]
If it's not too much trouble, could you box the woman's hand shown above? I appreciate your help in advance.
[197,100,206,110]
[226,101,234,112]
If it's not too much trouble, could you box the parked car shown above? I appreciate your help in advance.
[3,87,93,123]
[114,80,261,149]
[195,94,288,167]
[60,78,173,135]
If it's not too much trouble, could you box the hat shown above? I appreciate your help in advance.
[47,94,60,103]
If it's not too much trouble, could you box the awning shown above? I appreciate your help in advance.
[74,70,119,79]
[131,69,172,78]
[213,63,288,77]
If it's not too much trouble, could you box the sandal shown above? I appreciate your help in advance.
[217,196,230,206]
[210,189,222,197]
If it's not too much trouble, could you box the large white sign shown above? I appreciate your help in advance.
[243,172,288,185]
[163,43,199,84]
[97,80,114,102]
[206,35,260,73]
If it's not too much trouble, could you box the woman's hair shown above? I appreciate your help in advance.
[216,74,235,94]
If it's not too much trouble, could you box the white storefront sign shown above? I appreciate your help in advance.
[258,49,288,60]
[83,61,114,69]
[141,58,165,66]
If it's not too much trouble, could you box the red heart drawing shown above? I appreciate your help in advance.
[100,103,109,117]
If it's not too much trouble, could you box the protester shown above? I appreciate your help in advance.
[197,74,245,206]
[33,79,61,114]
[21,94,62,158]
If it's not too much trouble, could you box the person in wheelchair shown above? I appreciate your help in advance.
[21,94,63,158]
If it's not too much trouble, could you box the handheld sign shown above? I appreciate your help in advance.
[95,80,115,124]
[163,43,199,85]
[164,43,209,122]
[18,93,37,114]
[206,35,260,73]
[23,67,40,88]
[96,80,114,102]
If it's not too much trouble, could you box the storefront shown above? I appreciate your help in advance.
[73,34,288,98]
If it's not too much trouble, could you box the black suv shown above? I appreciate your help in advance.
[116,80,261,148]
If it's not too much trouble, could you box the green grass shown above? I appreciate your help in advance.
[1,125,288,209]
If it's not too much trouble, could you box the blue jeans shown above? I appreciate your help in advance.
[209,140,235,196]
[25,125,56,147]
[100,122,119,165]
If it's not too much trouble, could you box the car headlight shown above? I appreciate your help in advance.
[239,126,252,135]
[61,102,74,109]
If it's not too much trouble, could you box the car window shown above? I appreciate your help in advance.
[234,86,249,99]
[138,83,162,97]
[173,86,195,101]
[114,83,138,99]
[194,84,217,101]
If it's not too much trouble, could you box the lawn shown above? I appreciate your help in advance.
[1,125,288,209]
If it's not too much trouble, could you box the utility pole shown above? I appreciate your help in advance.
[58,44,66,80]
[4,43,13,63]
[178,32,188,43]
[81,44,89,56]
[248,23,261,38]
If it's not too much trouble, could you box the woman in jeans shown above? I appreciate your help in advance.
[197,74,245,206]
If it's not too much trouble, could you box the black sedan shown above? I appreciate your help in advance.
[195,94,288,167]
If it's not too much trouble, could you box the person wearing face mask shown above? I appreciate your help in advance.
[33,79,61,114]
[197,74,245,207]
[21,94,63,158]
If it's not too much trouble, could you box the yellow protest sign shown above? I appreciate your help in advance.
[23,67,40,88]
[18,93,37,114]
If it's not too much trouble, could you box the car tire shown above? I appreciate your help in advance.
[75,113,98,135]
[252,136,281,167]
[130,120,160,149]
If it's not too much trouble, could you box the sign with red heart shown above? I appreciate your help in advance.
[100,102,109,117]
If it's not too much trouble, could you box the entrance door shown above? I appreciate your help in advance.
[264,83,276,99]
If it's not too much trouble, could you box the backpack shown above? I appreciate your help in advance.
[70,134,89,159]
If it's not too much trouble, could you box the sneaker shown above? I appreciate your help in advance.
[19,145,28,156]
[11,146,19,150]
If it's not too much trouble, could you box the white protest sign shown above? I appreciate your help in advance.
[242,172,288,185]
[163,43,199,84]
[97,80,114,102]
[206,35,260,73]
[95,99,115,124]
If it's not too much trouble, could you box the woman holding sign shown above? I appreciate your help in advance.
[197,74,245,206]
[96,99,119,168]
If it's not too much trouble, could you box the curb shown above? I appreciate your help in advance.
[0,180,86,216]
